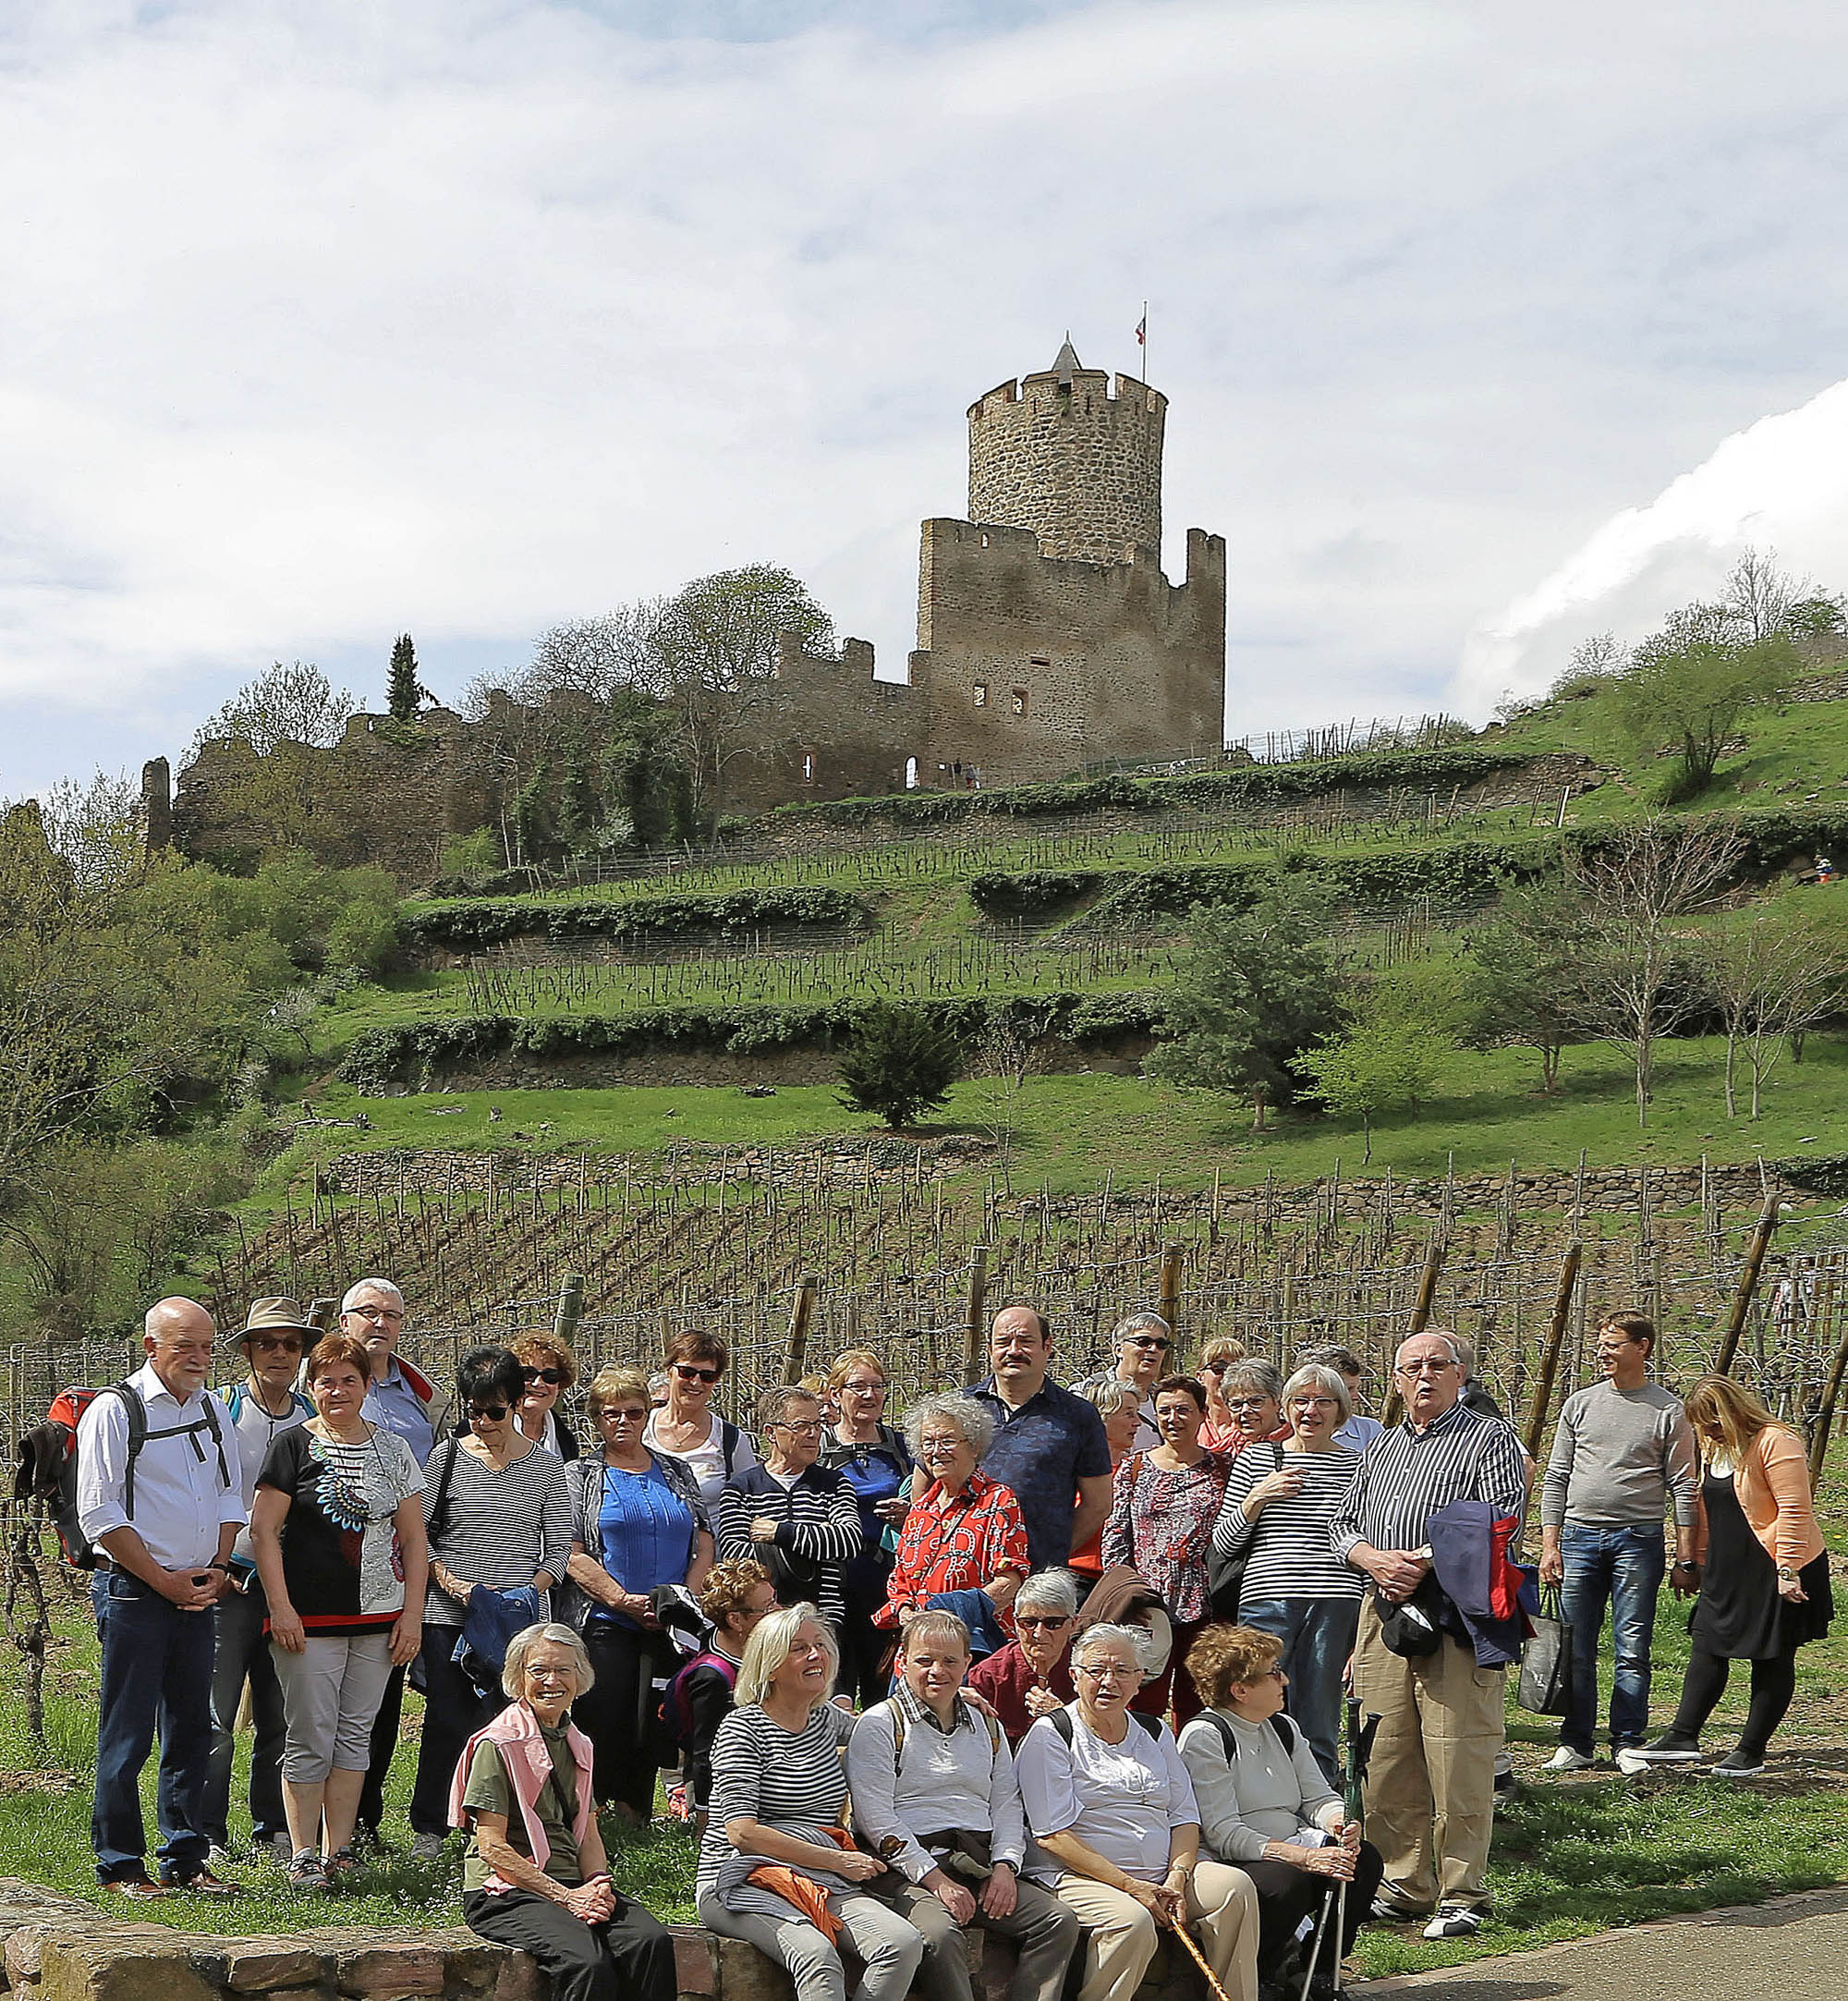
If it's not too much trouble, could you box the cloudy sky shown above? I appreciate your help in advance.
[5,0,1848,797]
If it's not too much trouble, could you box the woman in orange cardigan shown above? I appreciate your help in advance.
[1632,1375,1832,1777]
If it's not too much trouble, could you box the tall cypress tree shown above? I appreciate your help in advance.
[387,633,424,723]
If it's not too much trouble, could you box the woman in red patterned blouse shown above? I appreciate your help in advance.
[1100,1375,1232,1725]
[876,1393,1028,1650]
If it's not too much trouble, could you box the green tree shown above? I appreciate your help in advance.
[1607,622,1795,802]
[1292,1018,1450,1165]
[387,632,426,723]
[1462,873,1588,1093]
[836,1005,960,1129]
[1144,877,1344,1129]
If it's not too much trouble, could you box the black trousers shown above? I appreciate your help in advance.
[576,1623,661,1819]
[464,1886,675,2001]
[409,1626,504,1836]
[358,1663,407,1838]
[1672,1643,1798,1760]
[1241,1844,1385,1976]
[836,1580,894,1713]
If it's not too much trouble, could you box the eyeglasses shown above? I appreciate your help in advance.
[1291,1397,1340,1411]
[1227,1396,1274,1410]
[522,1367,564,1385]
[842,1379,886,1396]
[249,1335,304,1353]
[468,1404,510,1422]
[1076,1662,1138,1682]
[776,1420,825,1437]
[596,1407,648,1425]
[1395,1359,1458,1375]
[345,1304,404,1324]
[1125,1336,1171,1352]
[673,1364,721,1384]
[1016,1615,1070,1630]
[918,1438,966,1458]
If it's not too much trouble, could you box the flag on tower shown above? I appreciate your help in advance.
[1135,311,1146,347]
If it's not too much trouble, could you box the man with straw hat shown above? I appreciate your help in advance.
[206,1299,313,1861]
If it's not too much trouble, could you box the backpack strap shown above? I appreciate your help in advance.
[111,1384,148,1521]
[1272,1714,1296,1755]
[426,1440,462,1543]
[1051,1705,1158,1747]
[720,1420,741,1479]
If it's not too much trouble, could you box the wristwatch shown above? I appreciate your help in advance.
[1777,1564,1797,1581]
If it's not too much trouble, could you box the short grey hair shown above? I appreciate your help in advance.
[1112,1312,1171,1347]
[754,1384,821,1433]
[502,1622,594,1699]
[341,1277,404,1312]
[1282,1363,1353,1425]
[1222,1360,1285,1404]
[1015,1570,1080,1619]
[1079,1377,1143,1419]
[736,1603,839,1710]
[1395,1330,1464,1369]
[904,1391,995,1461]
[1072,1621,1154,1676]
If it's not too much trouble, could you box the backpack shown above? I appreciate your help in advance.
[1050,1705,1161,1746]
[1203,1708,1296,1766]
[1206,1444,1283,1620]
[15,1382,231,1571]
[660,1650,738,1753]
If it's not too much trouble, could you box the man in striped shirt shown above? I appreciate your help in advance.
[1331,1330,1527,1943]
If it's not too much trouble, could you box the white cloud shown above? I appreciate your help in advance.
[5,1,1848,790]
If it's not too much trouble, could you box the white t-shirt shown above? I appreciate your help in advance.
[644,1410,759,1502]
[1015,1705,1200,1887]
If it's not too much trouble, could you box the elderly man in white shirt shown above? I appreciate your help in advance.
[848,1613,1079,2001]
[77,1297,249,1898]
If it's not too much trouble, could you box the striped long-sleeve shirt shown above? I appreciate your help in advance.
[423,1437,576,1627]
[712,1463,862,1623]
[1328,1399,1527,1566]
[1211,1443,1363,1602]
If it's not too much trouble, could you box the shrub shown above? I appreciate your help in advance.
[835,1005,961,1129]
[402,885,874,954]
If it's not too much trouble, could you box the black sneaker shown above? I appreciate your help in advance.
[1707,1748,1768,1778]
[1623,1730,1703,1767]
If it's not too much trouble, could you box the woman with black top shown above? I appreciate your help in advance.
[250,1331,427,1889]
[1632,1373,1833,1778]
[820,1349,912,1707]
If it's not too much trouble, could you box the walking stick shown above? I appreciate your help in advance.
[1296,1886,1336,2001]
[1165,1908,1236,2001]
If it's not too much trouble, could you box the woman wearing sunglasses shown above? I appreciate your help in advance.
[511,1336,580,1461]
[565,1369,715,1824]
[645,1331,758,1504]
[407,1348,575,1859]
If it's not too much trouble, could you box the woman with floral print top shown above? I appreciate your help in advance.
[876,1394,1028,1654]
[1100,1376,1230,1725]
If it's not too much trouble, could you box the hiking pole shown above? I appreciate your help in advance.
[1166,1911,1235,2001]
[1297,1885,1335,2001]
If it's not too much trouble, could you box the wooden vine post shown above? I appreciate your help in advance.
[964,1246,991,1386]
[1522,1241,1583,1462]
[1159,1244,1184,1343]
[553,1273,585,1348]
[1807,1298,1848,1489]
[1712,1192,1783,1377]
[1379,1239,1446,1430]
[783,1274,820,1385]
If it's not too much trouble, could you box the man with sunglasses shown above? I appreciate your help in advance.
[207,1299,313,1862]
[1067,1313,1172,1453]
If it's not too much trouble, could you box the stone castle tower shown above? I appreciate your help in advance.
[966,336,1165,565]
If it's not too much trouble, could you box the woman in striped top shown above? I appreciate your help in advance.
[698,1606,924,2001]
[1210,1365,1362,1785]
[408,1348,575,1855]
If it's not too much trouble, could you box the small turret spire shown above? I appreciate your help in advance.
[1052,335,1082,385]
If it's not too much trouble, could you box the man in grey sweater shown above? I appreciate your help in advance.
[1539,1312,1698,1772]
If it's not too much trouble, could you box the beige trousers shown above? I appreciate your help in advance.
[1052,1861,1258,2001]
[1349,1595,1504,1912]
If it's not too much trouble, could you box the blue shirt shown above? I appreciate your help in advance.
[821,1429,910,1597]
[595,1462,698,1629]
[361,1360,435,1463]
[971,1378,1112,1572]
[1336,1413,1384,1453]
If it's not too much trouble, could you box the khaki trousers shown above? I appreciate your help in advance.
[1349,1595,1504,1913]
[1052,1861,1258,2001]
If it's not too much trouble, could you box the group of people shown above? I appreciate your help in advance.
[73,1281,1831,2001]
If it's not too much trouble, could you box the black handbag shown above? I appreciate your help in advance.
[1518,1584,1573,1714]
[1207,1445,1283,1619]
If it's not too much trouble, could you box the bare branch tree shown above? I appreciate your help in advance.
[1698,895,1848,1118]
[1720,546,1809,644]
[1568,818,1746,1128]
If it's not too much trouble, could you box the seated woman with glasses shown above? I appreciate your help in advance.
[645,1330,758,1503]
[714,1387,862,1630]
[1210,1365,1363,1785]
[1178,1625,1381,1996]
[565,1368,715,1825]
[967,1570,1079,1746]
[1015,1623,1258,2001]
[878,1394,1028,1660]
[410,1348,575,1860]
[511,1336,579,1461]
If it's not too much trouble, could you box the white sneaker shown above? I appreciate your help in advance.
[1545,1747,1595,1772]
[1614,1748,1652,1775]
[1422,1904,1487,1941]
[409,1832,447,1861]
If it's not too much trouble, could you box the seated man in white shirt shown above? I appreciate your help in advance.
[77,1298,248,1899]
[847,1613,1079,2001]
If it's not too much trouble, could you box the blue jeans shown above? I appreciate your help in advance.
[91,1569,216,1884]
[1558,1522,1667,1754]
[1237,1595,1361,1787]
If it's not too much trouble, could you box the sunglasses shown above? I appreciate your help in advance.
[596,1407,648,1424]
[522,1367,564,1385]
[1126,1336,1172,1352]
[249,1335,304,1353]
[1016,1615,1070,1629]
[673,1364,722,1384]
[468,1404,510,1422]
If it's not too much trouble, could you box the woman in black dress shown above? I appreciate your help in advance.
[1631,1374,1831,1778]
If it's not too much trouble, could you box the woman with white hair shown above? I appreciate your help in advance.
[455,1622,675,2001]
[1210,1364,1362,1786]
[967,1570,1080,1746]
[877,1394,1028,1655]
[697,1605,925,2001]
[1015,1623,1258,2001]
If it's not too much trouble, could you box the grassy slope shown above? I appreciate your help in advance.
[298,1030,1848,1195]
